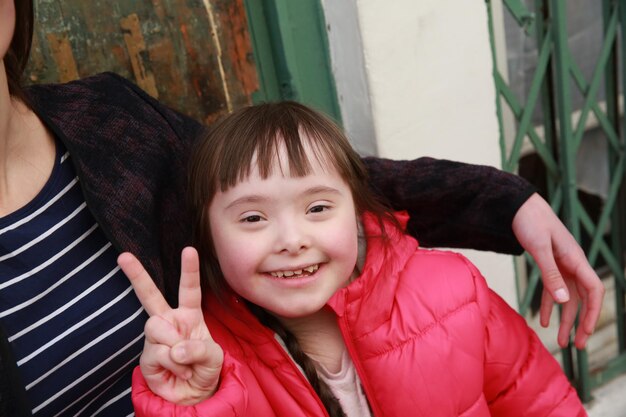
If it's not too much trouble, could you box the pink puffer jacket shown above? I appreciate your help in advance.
[132,213,586,417]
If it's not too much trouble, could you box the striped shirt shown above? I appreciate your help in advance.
[0,139,147,416]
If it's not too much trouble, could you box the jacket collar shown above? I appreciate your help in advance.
[327,211,417,333]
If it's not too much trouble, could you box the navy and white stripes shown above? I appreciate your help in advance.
[0,140,147,416]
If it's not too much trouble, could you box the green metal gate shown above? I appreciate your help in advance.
[486,0,626,402]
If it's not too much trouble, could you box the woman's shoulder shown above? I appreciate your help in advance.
[25,72,155,124]
[26,72,135,100]
[26,72,203,143]
[27,72,164,117]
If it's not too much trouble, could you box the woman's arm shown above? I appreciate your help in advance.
[364,156,604,349]
[363,156,533,252]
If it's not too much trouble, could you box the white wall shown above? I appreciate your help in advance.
[320,0,377,156]
[322,0,518,307]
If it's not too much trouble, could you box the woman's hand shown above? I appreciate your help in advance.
[118,247,224,405]
[512,193,605,349]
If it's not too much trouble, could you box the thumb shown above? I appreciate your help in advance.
[172,339,224,396]
[172,339,223,371]
[171,340,220,365]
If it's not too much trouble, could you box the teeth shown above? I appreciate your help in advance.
[270,264,319,278]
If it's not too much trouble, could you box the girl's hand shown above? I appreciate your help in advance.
[118,247,224,405]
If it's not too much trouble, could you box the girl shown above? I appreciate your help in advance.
[120,101,586,416]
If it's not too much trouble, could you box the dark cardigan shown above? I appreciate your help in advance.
[24,72,533,304]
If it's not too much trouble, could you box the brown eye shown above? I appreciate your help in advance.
[242,215,262,223]
[308,205,328,214]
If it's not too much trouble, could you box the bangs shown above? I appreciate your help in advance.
[188,101,367,219]
[214,107,350,193]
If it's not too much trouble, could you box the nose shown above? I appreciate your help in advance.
[274,217,311,254]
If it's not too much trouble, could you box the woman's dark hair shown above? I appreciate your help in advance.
[188,101,398,417]
[6,0,34,103]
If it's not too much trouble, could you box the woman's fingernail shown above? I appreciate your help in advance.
[555,288,569,303]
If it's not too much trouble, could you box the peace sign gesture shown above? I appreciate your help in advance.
[118,247,223,405]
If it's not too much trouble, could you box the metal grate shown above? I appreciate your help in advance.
[487,0,626,402]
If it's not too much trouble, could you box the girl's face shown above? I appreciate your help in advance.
[208,136,359,320]
[0,0,15,61]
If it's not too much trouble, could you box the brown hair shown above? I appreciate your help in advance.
[188,101,397,417]
[5,0,34,103]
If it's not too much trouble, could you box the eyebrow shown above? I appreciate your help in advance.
[304,185,342,196]
[224,185,342,210]
[225,195,269,210]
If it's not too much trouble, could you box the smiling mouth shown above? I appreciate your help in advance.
[269,264,319,278]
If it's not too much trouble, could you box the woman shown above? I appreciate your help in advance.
[0,1,602,415]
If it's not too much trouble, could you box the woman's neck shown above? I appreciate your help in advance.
[0,69,55,217]
[279,308,346,373]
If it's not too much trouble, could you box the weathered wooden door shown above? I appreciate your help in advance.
[27,0,258,123]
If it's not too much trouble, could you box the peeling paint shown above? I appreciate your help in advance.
[27,1,257,123]
[221,0,258,101]
[120,13,159,98]
[46,33,79,82]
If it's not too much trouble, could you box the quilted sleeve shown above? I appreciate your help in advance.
[132,352,248,417]
[482,290,587,417]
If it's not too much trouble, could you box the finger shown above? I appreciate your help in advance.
[171,339,223,368]
[558,300,577,348]
[118,252,170,316]
[562,261,604,335]
[580,281,604,335]
[140,344,193,381]
[573,330,590,350]
[178,247,202,311]
[145,316,186,346]
[528,244,570,304]
[539,289,554,328]
[573,296,591,349]
[172,339,223,396]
